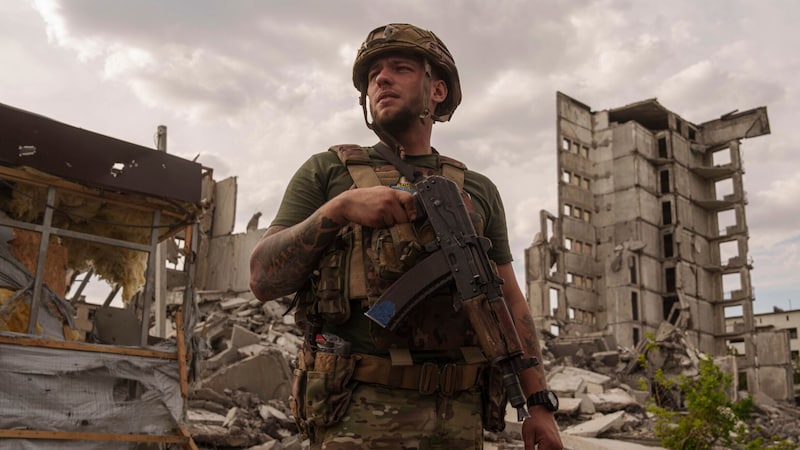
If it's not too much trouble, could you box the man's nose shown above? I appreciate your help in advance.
[374,67,392,86]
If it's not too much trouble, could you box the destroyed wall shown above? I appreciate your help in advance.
[0,102,205,448]
[526,93,793,402]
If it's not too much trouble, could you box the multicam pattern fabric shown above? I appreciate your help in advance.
[311,383,483,450]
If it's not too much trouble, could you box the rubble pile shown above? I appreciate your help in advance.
[186,292,800,450]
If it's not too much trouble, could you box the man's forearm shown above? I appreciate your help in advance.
[497,264,549,393]
[249,209,343,301]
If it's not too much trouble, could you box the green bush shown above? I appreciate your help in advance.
[649,356,751,449]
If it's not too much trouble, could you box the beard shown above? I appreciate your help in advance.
[371,94,424,135]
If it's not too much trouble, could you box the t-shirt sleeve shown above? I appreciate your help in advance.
[270,151,348,228]
[465,171,513,265]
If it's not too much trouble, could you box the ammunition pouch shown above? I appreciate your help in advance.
[370,225,424,283]
[289,348,358,441]
[310,236,351,324]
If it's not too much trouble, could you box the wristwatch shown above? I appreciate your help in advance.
[526,390,559,412]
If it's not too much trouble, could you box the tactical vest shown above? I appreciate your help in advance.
[301,144,484,352]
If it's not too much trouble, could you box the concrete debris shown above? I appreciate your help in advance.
[187,291,800,449]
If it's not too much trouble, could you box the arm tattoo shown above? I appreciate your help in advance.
[250,211,343,300]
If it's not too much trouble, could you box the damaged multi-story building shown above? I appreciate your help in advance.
[526,92,795,402]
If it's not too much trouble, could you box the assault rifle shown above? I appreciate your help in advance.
[365,175,538,421]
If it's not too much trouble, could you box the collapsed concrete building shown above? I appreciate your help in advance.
[526,92,794,402]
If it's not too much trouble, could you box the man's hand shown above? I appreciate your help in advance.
[328,185,417,228]
[522,407,563,449]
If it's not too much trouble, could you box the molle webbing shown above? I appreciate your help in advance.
[328,144,468,306]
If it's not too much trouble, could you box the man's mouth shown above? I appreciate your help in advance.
[376,92,398,104]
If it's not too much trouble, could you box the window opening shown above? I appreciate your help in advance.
[717,209,736,236]
[658,137,668,158]
[632,327,641,346]
[715,178,734,201]
[665,267,676,292]
[662,201,672,225]
[660,170,670,194]
[724,305,744,332]
[737,371,748,390]
[722,272,742,299]
[548,288,559,316]
[663,233,674,258]
[719,240,739,266]
[629,256,638,284]
[712,147,732,166]
[663,295,678,323]
[631,291,639,320]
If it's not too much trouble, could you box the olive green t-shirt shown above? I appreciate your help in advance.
[271,146,513,265]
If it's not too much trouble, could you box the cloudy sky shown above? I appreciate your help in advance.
[1,0,798,314]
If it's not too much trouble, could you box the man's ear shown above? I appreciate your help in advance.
[430,78,448,104]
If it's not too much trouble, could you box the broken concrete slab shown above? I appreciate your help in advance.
[562,410,626,437]
[558,397,582,415]
[202,350,292,402]
[221,297,250,311]
[231,324,261,349]
[549,371,586,394]
[586,388,640,413]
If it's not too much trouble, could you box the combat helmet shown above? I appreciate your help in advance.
[353,23,462,123]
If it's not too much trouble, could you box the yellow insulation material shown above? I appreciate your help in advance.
[0,288,42,335]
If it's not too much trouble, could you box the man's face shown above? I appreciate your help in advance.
[366,53,426,132]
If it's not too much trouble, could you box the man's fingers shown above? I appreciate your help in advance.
[393,188,417,221]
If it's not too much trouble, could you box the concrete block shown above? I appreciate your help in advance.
[586,388,639,413]
[562,410,626,437]
[558,397,582,415]
[202,349,292,402]
[221,297,250,311]
[231,324,261,349]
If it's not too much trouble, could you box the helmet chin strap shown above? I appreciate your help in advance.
[418,60,433,123]
[359,93,407,159]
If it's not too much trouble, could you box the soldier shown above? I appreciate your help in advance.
[250,23,563,449]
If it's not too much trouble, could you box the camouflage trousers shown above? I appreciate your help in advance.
[311,383,484,449]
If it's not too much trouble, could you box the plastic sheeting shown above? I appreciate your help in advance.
[0,338,183,449]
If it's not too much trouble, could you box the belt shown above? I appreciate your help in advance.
[352,353,485,395]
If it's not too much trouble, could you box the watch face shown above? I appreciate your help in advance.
[546,391,559,410]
